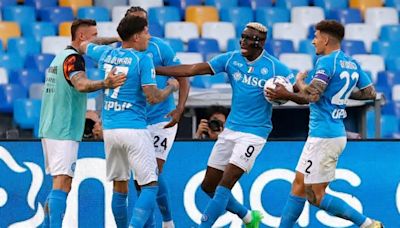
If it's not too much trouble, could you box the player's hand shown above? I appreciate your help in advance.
[296,71,308,82]
[92,122,103,140]
[104,68,127,89]
[266,83,289,100]
[167,78,180,92]
[195,119,209,139]
[164,107,184,128]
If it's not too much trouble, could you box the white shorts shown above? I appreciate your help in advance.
[41,138,79,177]
[103,129,158,186]
[208,128,266,173]
[296,136,347,184]
[147,122,178,161]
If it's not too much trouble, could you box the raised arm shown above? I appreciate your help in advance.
[350,85,377,100]
[156,62,213,77]
[142,79,179,104]
[78,37,121,54]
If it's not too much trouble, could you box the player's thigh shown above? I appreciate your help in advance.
[128,129,158,186]
[296,137,346,184]
[207,129,235,171]
[103,129,131,182]
[148,122,178,161]
[41,138,78,177]
[230,132,266,173]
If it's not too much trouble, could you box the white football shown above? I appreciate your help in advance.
[263,76,293,105]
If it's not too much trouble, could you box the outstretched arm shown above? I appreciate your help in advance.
[350,85,377,100]
[143,79,180,105]
[164,77,190,128]
[156,62,213,77]
[71,68,126,92]
[78,37,121,54]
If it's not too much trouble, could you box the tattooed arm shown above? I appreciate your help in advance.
[71,68,126,93]
[350,85,377,100]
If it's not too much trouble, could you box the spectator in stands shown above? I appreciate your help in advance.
[195,106,229,140]
[83,110,103,140]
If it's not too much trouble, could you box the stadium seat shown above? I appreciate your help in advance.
[41,36,70,55]
[345,23,378,52]
[291,7,325,30]
[25,0,57,11]
[165,22,199,43]
[236,0,272,9]
[129,0,163,11]
[40,7,74,26]
[341,40,367,56]
[386,0,400,11]
[163,38,185,52]
[386,58,400,72]
[298,39,316,60]
[0,53,24,71]
[352,54,385,82]
[13,98,41,129]
[185,6,219,32]
[371,41,400,59]
[349,0,382,16]
[191,73,228,88]
[375,71,396,88]
[276,0,309,9]
[149,23,164,38]
[112,6,130,23]
[0,0,17,8]
[94,0,127,11]
[393,85,400,101]
[29,83,44,99]
[7,37,41,61]
[0,84,27,113]
[24,54,55,74]
[0,22,20,49]
[97,22,119,37]
[77,7,110,21]
[13,69,44,91]
[202,22,236,52]
[3,6,36,27]
[265,39,295,58]
[169,0,202,18]
[380,25,400,42]
[59,22,72,37]
[206,0,238,9]
[0,68,8,85]
[365,7,399,32]
[175,52,203,64]
[329,8,362,24]
[59,0,92,15]
[148,6,181,28]
[313,0,347,18]
[227,38,240,51]
[22,22,57,43]
[220,7,253,28]
[279,53,313,72]
[273,23,308,50]
[255,7,290,28]
[86,68,103,81]
[188,38,220,59]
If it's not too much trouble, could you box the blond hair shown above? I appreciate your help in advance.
[246,22,267,33]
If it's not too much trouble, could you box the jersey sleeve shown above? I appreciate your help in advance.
[86,43,112,62]
[275,61,295,84]
[355,61,373,89]
[312,57,332,84]
[140,55,157,86]
[208,52,233,74]
[160,40,181,66]
[63,54,85,83]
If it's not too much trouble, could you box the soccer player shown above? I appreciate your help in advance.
[156,22,293,227]
[81,15,179,228]
[265,20,383,228]
[125,6,190,228]
[39,19,126,228]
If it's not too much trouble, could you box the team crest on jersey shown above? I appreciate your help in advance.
[147,53,153,59]
[233,71,242,81]
[261,67,268,75]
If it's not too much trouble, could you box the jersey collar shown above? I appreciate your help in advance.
[245,50,265,65]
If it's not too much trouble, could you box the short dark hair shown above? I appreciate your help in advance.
[125,6,147,17]
[71,19,97,41]
[117,15,148,41]
[207,106,229,119]
[315,20,345,42]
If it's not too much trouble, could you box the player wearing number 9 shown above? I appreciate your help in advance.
[267,20,382,228]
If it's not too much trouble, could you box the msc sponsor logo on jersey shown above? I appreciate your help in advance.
[233,71,269,88]
[104,101,133,111]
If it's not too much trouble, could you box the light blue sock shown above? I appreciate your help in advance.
[48,190,67,228]
[41,194,50,228]
[202,190,248,219]
[279,194,306,228]
[143,208,156,228]
[157,175,172,222]
[112,191,128,228]
[200,186,231,227]
[320,194,367,226]
[130,186,158,228]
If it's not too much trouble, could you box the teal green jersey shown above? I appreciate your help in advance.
[39,46,87,141]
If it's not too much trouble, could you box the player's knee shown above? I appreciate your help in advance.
[113,180,129,193]
[52,175,72,192]
[305,187,324,207]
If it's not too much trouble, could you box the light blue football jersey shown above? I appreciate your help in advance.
[144,37,181,125]
[309,50,372,138]
[86,43,156,129]
[208,50,294,138]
